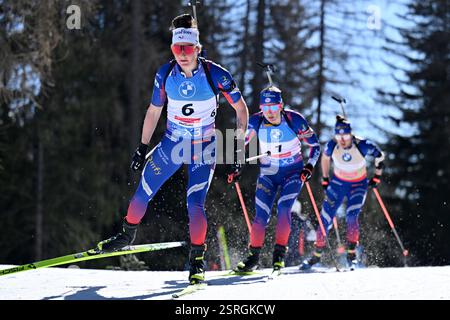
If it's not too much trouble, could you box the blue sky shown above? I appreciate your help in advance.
[322,0,415,144]
[222,0,414,145]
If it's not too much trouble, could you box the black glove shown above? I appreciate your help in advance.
[300,163,314,182]
[130,143,148,172]
[369,174,381,188]
[227,162,243,183]
[321,177,329,190]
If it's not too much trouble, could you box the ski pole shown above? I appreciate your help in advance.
[227,135,251,233]
[333,217,346,254]
[245,150,271,163]
[227,172,252,233]
[233,181,252,233]
[304,181,340,271]
[372,187,409,265]
[305,182,326,236]
[145,145,157,160]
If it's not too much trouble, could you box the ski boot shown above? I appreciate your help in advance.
[270,244,288,277]
[235,246,261,272]
[188,244,206,284]
[299,248,323,270]
[346,242,358,270]
[272,244,287,271]
[96,219,139,253]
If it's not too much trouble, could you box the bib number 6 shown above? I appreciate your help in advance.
[182,103,194,116]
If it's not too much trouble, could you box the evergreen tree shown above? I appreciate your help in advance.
[267,0,315,112]
[378,0,450,265]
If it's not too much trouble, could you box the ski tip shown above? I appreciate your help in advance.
[171,283,207,299]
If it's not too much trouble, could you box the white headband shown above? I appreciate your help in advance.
[172,28,200,45]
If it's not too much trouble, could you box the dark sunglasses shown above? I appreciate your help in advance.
[171,44,196,55]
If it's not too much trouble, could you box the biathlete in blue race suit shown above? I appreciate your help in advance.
[300,115,385,270]
[96,14,249,285]
[233,86,320,273]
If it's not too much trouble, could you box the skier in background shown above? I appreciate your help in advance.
[229,86,320,274]
[95,13,249,285]
[300,115,385,270]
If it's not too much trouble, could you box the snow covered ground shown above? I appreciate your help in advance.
[1,264,450,300]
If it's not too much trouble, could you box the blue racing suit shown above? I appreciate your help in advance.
[126,58,241,245]
[245,110,320,248]
[315,137,384,247]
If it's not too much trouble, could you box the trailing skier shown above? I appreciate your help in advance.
[231,86,320,274]
[300,115,385,270]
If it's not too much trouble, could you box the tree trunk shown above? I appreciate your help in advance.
[239,0,251,96]
[129,0,143,152]
[250,0,266,112]
[35,119,44,261]
[316,0,326,138]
